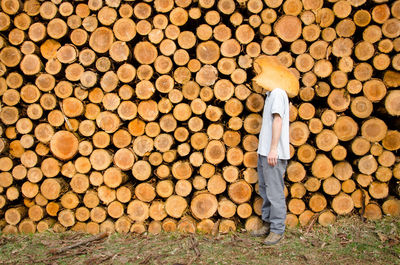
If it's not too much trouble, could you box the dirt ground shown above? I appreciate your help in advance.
[0,216,399,265]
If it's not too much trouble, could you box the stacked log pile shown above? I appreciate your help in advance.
[0,0,399,234]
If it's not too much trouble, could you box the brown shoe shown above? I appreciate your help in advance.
[263,232,283,245]
[250,223,270,237]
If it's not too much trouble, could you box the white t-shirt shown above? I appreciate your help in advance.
[257,88,290,160]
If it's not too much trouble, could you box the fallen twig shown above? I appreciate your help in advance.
[187,235,201,265]
[305,211,323,234]
[139,254,152,264]
[211,220,220,236]
[58,100,73,131]
[49,232,108,254]
[84,252,118,265]
[190,235,201,257]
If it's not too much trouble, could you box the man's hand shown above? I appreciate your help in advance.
[268,113,282,167]
[268,149,278,166]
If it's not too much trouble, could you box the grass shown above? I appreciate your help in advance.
[0,216,399,265]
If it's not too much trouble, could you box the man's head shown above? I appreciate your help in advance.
[253,55,300,98]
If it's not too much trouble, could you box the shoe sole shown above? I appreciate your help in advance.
[263,236,283,246]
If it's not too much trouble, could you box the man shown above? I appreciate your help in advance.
[250,56,295,246]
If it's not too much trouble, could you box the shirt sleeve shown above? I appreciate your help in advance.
[270,89,286,118]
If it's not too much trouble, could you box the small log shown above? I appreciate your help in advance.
[318,211,336,226]
[323,177,342,196]
[131,160,151,181]
[297,144,316,164]
[234,203,251,219]
[6,186,19,201]
[285,213,298,228]
[350,96,373,119]
[175,179,192,197]
[333,161,353,181]
[37,218,56,232]
[382,130,400,151]
[369,181,389,199]
[309,193,327,213]
[363,203,382,220]
[135,182,156,202]
[228,180,252,204]
[297,210,314,227]
[308,118,323,134]
[290,183,306,199]
[286,161,306,182]
[5,206,27,225]
[90,206,107,224]
[97,186,115,205]
[207,174,226,195]
[378,151,395,167]
[382,198,400,217]
[358,155,378,175]
[204,140,225,165]
[369,143,383,157]
[384,90,400,116]
[60,191,79,209]
[103,167,127,189]
[332,193,354,215]
[351,189,370,209]
[21,181,38,199]
[316,129,338,152]
[89,149,112,171]
[289,121,309,146]
[274,15,302,42]
[333,116,358,142]
[82,190,99,209]
[58,209,75,227]
[361,118,387,142]
[342,179,356,194]
[288,198,305,215]
[311,154,333,179]
[351,137,370,156]
[156,180,174,198]
[115,216,132,234]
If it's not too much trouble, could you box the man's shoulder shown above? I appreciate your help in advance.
[271,88,288,98]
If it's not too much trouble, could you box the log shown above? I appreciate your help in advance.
[318,211,336,226]
[369,181,389,199]
[382,198,400,217]
[382,130,400,151]
[5,206,27,225]
[287,161,306,182]
[384,90,400,116]
[333,116,358,142]
[332,193,354,215]
[323,177,341,196]
[312,154,333,179]
[288,198,305,215]
[289,121,309,146]
[363,203,382,220]
[274,15,302,42]
[334,161,353,181]
[228,180,252,204]
[316,129,338,151]
[165,195,187,218]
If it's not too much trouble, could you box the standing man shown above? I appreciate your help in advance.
[250,56,298,246]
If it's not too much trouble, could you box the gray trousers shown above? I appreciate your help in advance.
[257,154,288,235]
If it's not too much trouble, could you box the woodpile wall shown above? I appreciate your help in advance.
[0,0,399,234]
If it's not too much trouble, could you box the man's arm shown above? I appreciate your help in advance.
[268,113,282,167]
